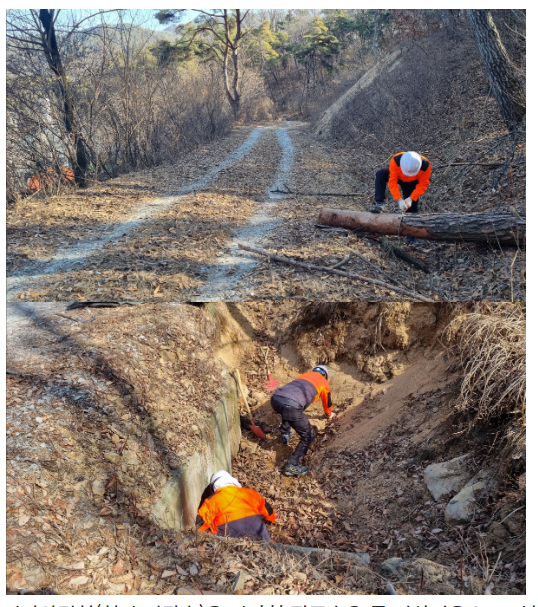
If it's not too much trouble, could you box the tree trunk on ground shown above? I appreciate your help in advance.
[38,9,88,187]
[317,209,525,246]
[468,10,525,130]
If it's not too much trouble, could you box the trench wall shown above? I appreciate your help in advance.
[151,377,241,530]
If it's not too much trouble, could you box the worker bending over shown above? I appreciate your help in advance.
[370,151,431,214]
[271,365,333,477]
[197,470,276,540]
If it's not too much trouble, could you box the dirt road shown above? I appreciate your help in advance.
[7,121,525,302]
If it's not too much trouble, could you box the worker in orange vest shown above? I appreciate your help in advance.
[370,151,432,244]
[196,470,277,540]
[271,365,333,477]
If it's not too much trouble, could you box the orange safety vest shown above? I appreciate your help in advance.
[294,371,332,415]
[388,152,431,202]
[197,486,276,534]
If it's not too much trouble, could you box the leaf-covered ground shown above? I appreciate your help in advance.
[7,118,525,302]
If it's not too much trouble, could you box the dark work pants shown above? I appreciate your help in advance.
[271,395,315,466]
[375,168,419,213]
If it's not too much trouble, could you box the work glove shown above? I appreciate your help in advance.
[397,198,406,212]
[404,197,413,210]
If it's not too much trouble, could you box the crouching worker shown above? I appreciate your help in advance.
[271,365,333,478]
[196,470,276,540]
[370,151,431,215]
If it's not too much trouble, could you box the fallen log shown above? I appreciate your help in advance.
[238,244,434,302]
[317,209,525,245]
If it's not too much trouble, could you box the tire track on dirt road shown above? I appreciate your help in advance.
[191,126,295,301]
[7,127,268,301]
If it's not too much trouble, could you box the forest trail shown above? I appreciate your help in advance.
[7,121,524,302]
[6,125,273,300]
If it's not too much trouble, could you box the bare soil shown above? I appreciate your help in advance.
[8,121,525,303]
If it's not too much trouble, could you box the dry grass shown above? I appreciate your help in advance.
[443,304,526,476]
[444,304,525,423]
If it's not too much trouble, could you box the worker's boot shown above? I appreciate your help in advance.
[283,463,309,477]
[370,201,385,214]
[280,430,293,446]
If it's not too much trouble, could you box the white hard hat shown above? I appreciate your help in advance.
[400,151,422,177]
[313,365,329,380]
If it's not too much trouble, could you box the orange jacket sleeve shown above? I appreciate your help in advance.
[411,163,431,200]
[320,386,332,416]
[388,156,402,200]
[197,500,214,533]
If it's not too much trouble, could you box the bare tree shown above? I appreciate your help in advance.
[156,9,250,116]
[6,9,119,186]
[468,9,525,131]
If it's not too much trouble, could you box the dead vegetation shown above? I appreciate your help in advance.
[443,304,526,486]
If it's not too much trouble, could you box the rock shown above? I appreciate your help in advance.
[92,479,106,497]
[231,570,245,592]
[104,452,120,464]
[69,575,90,587]
[252,391,267,403]
[310,419,326,433]
[122,450,138,466]
[24,566,46,588]
[423,454,472,500]
[445,473,493,523]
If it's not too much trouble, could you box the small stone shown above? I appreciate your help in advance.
[111,434,120,444]
[92,479,106,497]
[104,452,120,464]
[122,450,138,466]
[232,570,245,592]
[423,454,473,500]
[35,417,43,423]
[191,425,199,433]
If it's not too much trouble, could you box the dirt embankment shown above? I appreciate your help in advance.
[223,303,525,595]
[6,303,232,595]
[7,303,525,595]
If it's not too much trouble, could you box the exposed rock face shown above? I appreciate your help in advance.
[423,454,473,501]
[445,471,494,523]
